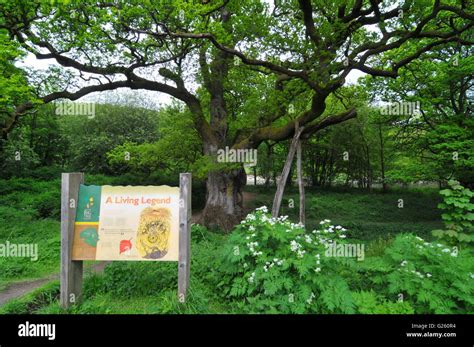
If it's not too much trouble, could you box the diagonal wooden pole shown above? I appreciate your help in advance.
[271,122,304,218]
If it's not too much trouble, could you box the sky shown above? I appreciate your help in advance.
[21,52,366,110]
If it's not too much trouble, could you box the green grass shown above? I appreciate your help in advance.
[246,185,443,241]
[3,227,233,314]
[0,202,61,287]
[0,178,446,313]
[0,280,60,314]
[0,178,62,287]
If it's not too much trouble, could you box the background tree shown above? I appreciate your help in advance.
[365,41,473,187]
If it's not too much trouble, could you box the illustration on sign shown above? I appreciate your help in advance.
[72,185,179,261]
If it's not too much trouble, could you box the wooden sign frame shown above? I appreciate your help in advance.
[60,172,192,309]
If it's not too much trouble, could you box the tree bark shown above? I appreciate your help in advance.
[201,167,246,232]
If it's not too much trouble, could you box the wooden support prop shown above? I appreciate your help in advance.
[297,139,305,226]
[272,123,304,218]
[60,172,84,309]
[178,173,192,302]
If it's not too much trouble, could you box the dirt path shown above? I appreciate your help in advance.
[0,261,110,307]
[0,277,55,306]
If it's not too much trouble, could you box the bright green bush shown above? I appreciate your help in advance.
[352,233,474,313]
[352,290,414,314]
[432,180,474,247]
[218,207,356,313]
[99,262,178,298]
[217,207,474,314]
[383,234,474,313]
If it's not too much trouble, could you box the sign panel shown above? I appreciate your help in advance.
[72,185,180,261]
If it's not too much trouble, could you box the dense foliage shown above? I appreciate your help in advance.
[216,208,474,314]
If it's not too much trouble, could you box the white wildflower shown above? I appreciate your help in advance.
[306,292,316,305]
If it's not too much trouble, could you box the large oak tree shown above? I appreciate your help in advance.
[1,0,472,230]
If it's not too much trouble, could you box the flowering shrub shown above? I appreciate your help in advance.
[217,206,356,313]
[383,234,474,313]
[217,207,474,314]
[352,234,474,313]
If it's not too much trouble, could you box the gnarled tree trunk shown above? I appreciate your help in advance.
[201,167,246,232]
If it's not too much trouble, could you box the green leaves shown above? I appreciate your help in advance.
[216,209,474,313]
[432,180,474,247]
[353,290,415,314]
[318,276,355,313]
[381,233,474,314]
[216,209,360,313]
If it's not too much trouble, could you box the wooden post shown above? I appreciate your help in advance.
[60,172,84,309]
[178,173,192,302]
[272,123,304,218]
[297,139,305,226]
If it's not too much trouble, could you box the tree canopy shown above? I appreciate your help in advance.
[1,0,472,229]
